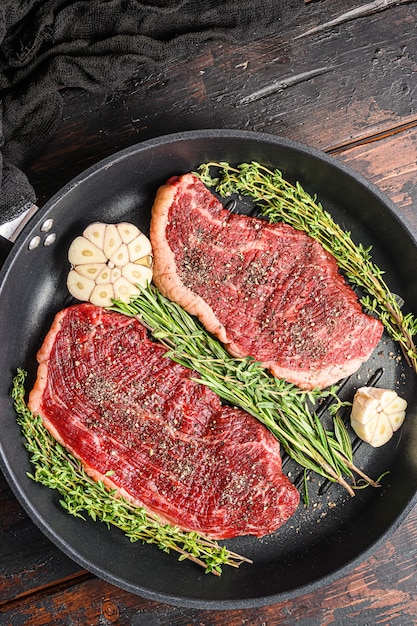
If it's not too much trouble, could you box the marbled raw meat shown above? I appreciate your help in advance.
[150,173,384,390]
[28,303,299,539]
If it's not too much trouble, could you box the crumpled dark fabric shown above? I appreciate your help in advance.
[0,0,303,224]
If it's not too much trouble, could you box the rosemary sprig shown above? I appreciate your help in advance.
[111,286,379,496]
[198,161,417,372]
[11,368,250,576]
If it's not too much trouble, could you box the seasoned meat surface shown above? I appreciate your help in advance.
[28,303,299,539]
[150,173,384,389]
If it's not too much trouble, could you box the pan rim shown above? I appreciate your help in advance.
[1,128,417,609]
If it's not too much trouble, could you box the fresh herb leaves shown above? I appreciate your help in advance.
[12,368,250,575]
[198,161,417,373]
[111,286,378,495]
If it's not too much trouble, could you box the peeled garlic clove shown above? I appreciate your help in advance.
[103,224,123,259]
[90,284,115,307]
[376,389,399,410]
[111,267,122,282]
[82,222,106,249]
[117,222,141,244]
[95,266,113,285]
[128,234,152,263]
[350,387,407,447]
[113,276,141,303]
[384,395,408,416]
[67,270,95,302]
[351,393,379,425]
[74,263,107,280]
[109,243,130,268]
[387,410,406,432]
[68,236,107,265]
[366,420,393,448]
[350,419,381,446]
[121,262,153,287]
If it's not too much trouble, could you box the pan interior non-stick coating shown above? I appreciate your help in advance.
[0,130,417,609]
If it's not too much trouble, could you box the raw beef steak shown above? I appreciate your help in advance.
[28,303,299,539]
[150,173,384,390]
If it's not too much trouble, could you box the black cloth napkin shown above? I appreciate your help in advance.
[0,0,303,225]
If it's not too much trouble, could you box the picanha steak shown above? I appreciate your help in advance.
[150,173,384,390]
[28,303,299,539]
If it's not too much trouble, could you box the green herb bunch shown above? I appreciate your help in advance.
[198,161,417,373]
[12,369,250,575]
[111,286,379,496]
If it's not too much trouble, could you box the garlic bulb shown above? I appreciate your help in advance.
[350,387,407,447]
[67,222,153,307]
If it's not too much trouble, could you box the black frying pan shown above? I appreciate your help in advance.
[1,129,417,609]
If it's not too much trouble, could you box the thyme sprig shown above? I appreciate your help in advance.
[198,161,417,372]
[11,368,250,576]
[111,286,379,496]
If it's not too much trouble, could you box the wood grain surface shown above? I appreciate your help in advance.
[2,1,417,624]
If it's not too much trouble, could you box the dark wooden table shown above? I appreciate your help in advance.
[2,1,417,623]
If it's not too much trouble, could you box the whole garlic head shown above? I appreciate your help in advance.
[67,222,153,307]
[350,387,407,447]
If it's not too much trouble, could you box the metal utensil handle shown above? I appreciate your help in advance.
[0,204,39,268]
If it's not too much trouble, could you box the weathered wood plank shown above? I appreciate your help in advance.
[0,474,25,534]
[0,513,85,605]
[2,506,417,625]
[334,126,417,228]
[0,471,84,605]
[26,0,417,208]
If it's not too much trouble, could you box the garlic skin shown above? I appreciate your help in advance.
[67,222,153,307]
[350,387,407,447]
